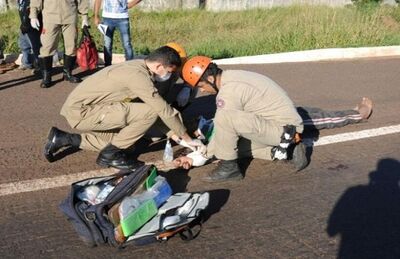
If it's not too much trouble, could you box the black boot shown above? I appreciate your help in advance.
[44,127,81,162]
[289,142,308,171]
[96,144,144,170]
[203,159,243,182]
[63,55,82,83]
[39,56,53,88]
[32,58,41,76]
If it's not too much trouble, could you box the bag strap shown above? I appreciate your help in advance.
[82,25,91,39]
[86,165,153,247]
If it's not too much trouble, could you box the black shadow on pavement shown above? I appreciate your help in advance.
[49,67,67,87]
[44,67,102,88]
[201,189,230,223]
[296,107,321,164]
[0,74,39,91]
[159,168,191,193]
[75,67,103,78]
[126,138,165,158]
[327,158,400,259]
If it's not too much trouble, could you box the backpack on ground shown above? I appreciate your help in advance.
[59,164,209,248]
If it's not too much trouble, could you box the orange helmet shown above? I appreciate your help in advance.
[182,56,212,87]
[166,42,187,63]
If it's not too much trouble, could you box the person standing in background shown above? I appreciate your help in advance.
[0,44,4,66]
[29,0,90,88]
[94,0,142,66]
[17,0,41,74]
[0,44,5,74]
[0,41,18,74]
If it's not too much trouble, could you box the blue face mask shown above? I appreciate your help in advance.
[154,72,172,82]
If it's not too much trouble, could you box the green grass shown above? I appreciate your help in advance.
[1,5,400,59]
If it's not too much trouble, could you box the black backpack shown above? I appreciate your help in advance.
[59,165,209,248]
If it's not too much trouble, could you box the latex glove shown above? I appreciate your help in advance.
[176,87,191,107]
[186,151,209,167]
[81,15,89,28]
[179,138,206,152]
[30,18,40,31]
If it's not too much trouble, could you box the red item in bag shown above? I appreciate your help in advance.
[76,26,98,71]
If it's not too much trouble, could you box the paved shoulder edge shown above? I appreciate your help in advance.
[214,45,400,65]
[4,45,400,66]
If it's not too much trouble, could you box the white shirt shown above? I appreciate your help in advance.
[102,0,129,19]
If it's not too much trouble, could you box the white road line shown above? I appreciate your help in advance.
[0,168,117,197]
[306,124,400,147]
[1,124,400,197]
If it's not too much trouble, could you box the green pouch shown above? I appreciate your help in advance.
[145,167,158,189]
[121,199,158,237]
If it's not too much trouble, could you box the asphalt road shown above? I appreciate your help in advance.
[0,57,399,258]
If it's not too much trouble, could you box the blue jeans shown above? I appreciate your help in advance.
[103,18,134,66]
[18,30,41,68]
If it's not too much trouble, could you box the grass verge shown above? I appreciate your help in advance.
[1,5,400,59]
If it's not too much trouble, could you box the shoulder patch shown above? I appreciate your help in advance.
[216,97,225,108]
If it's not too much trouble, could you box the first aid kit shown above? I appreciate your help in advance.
[59,165,209,248]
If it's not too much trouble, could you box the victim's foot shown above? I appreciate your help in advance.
[354,97,373,120]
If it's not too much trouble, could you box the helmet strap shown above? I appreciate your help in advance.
[201,63,220,93]
[204,75,219,93]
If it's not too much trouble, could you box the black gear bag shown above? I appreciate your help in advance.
[59,165,209,248]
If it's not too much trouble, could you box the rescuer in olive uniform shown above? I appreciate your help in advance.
[30,0,89,88]
[43,46,204,170]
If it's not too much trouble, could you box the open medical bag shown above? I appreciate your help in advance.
[59,165,209,248]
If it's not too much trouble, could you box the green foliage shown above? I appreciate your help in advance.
[1,5,400,59]
[351,0,383,5]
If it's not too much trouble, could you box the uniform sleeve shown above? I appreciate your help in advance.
[205,137,215,158]
[29,0,42,19]
[77,0,89,15]
[127,72,187,136]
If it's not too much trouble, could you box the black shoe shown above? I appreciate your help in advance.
[63,55,82,83]
[96,144,144,170]
[203,159,243,183]
[44,127,81,162]
[39,56,53,88]
[290,142,308,171]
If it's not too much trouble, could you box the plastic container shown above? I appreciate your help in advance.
[163,139,173,162]
[119,196,141,220]
[120,199,158,237]
[148,176,172,207]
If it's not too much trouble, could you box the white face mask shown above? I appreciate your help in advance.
[154,72,172,82]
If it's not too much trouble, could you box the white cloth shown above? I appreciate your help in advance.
[187,151,209,167]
